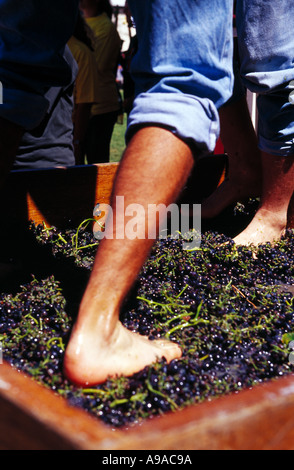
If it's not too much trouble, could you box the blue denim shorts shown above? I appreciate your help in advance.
[237,0,294,156]
[126,0,234,156]
[127,0,294,157]
[0,0,79,129]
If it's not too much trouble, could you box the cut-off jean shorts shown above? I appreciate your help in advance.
[127,0,294,157]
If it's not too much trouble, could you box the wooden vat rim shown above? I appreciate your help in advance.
[1,161,294,449]
[1,360,294,450]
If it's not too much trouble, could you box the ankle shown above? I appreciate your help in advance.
[75,297,120,342]
[256,206,288,230]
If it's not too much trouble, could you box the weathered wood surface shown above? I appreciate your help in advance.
[0,156,228,232]
[0,361,294,450]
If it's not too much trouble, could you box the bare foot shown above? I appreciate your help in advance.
[63,321,182,386]
[233,208,286,246]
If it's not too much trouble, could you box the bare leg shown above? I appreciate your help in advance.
[234,152,294,246]
[63,127,195,386]
[201,96,262,218]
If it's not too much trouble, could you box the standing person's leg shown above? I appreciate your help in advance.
[64,127,193,386]
[64,0,235,386]
[201,94,262,219]
[234,152,294,245]
[201,37,262,219]
[233,0,294,246]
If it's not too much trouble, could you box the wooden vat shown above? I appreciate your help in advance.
[1,360,294,451]
[0,162,119,230]
[0,161,294,450]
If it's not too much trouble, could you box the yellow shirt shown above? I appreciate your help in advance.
[67,36,100,105]
[86,13,121,115]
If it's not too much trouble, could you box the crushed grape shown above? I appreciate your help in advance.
[0,206,294,429]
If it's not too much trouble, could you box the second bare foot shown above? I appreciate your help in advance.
[233,208,286,247]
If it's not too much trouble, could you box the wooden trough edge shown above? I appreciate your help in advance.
[1,156,229,233]
[1,162,119,231]
[1,160,294,450]
[0,360,294,450]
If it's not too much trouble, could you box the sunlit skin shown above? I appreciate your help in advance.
[0,103,293,386]
[63,127,195,386]
[201,96,262,220]
[201,97,294,246]
[233,153,294,246]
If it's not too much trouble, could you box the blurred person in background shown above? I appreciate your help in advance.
[13,46,78,170]
[14,10,100,169]
[68,11,100,165]
[0,0,79,178]
[120,1,137,116]
[80,0,122,164]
